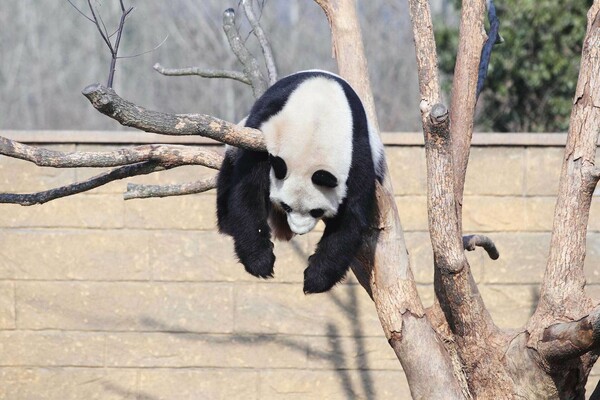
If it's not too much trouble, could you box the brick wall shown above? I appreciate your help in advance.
[0,132,599,399]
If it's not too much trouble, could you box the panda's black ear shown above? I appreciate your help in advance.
[269,154,287,180]
[312,170,338,188]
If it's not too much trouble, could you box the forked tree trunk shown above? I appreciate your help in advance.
[316,0,600,398]
[2,0,599,398]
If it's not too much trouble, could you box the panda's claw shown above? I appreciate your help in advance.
[241,244,276,279]
[303,255,342,294]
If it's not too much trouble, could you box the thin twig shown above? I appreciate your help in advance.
[87,0,114,52]
[107,4,134,87]
[241,0,278,84]
[222,8,268,97]
[65,0,95,23]
[118,35,168,59]
[153,63,251,85]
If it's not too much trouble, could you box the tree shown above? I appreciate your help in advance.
[1,0,600,398]
[437,0,594,132]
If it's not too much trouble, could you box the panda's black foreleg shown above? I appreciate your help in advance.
[218,152,276,279]
[303,200,370,294]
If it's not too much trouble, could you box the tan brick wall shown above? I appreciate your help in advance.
[1,135,599,398]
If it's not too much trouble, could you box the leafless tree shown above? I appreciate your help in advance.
[1,0,600,398]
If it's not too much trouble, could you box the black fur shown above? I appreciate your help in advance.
[216,71,380,293]
[311,170,338,188]
[302,77,377,293]
[269,154,288,180]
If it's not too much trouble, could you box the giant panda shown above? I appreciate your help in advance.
[216,70,385,294]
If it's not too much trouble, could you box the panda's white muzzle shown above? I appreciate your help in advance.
[287,212,318,235]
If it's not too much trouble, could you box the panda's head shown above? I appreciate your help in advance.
[259,75,354,235]
[269,154,343,234]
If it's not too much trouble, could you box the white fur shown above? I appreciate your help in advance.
[297,71,385,180]
[367,119,385,180]
[261,76,353,234]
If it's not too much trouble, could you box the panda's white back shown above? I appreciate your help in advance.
[260,76,353,207]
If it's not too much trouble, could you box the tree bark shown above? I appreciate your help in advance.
[315,1,467,398]
[2,1,600,397]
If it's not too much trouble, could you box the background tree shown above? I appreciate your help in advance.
[1,0,600,398]
[0,0,428,132]
[437,0,594,132]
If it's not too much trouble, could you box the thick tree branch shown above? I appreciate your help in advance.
[0,135,224,205]
[361,183,466,400]
[426,102,511,396]
[0,136,223,169]
[124,175,217,200]
[82,83,265,151]
[539,306,600,362]
[407,0,442,106]
[449,0,487,212]
[408,0,496,336]
[534,1,600,319]
[222,8,268,97]
[153,63,251,85]
[315,0,465,397]
[241,0,278,85]
[0,161,164,206]
[313,0,380,136]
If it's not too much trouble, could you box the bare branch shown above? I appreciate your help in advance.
[315,0,464,397]
[534,1,600,317]
[65,0,95,23]
[407,0,496,349]
[538,306,600,362]
[0,134,224,205]
[73,0,134,87]
[87,0,114,53]
[117,35,168,59]
[107,3,134,87]
[153,63,251,85]
[0,161,164,206]
[0,136,223,169]
[462,235,500,260]
[449,0,487,209]
[81,83,265,151]
[241,0,278,85]
[424,101,510,395]
[313,0,380,135]
[222,8,268,97]
[407,0,442,106]
[124,175,218,200]
[362,183,466,399]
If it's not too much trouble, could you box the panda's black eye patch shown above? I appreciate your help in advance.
[310,208,325,218]
[269,154,287,180]
[311,170,338,188]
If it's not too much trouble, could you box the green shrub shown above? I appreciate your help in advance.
[436,0,592,132]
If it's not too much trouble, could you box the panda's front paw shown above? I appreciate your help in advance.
[303,254,340,294]
[239,241,276,279]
